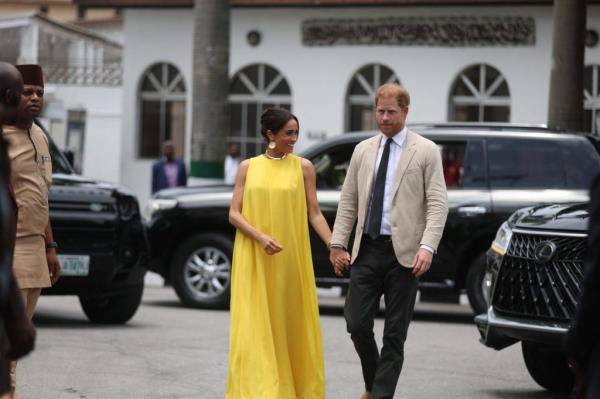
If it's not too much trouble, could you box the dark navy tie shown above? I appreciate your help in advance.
[366,138,392,240]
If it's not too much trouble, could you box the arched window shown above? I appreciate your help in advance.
[449,64,510,122]
[345,64,399,132]
[138,62,186,158]
[584,64,600,134]
[229,63,292,159]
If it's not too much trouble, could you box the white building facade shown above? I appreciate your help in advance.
[0,12,123,182]
[113,2,600,204]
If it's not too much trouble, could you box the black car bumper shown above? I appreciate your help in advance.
[44,218,149,298]
[475,307,569,350]
[43,259,146,298]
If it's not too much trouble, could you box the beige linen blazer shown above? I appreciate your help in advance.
[331,131,449,267]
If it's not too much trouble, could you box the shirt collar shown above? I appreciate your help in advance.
[380,126,408,148]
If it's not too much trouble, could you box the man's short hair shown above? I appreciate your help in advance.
[375,83,410,108]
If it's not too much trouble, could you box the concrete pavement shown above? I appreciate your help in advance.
[16,287,567,398]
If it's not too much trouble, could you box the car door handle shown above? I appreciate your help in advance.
[457,206,488,217]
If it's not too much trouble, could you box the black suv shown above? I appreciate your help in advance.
[146,123,600,312]
[475,202,590,393]
[44,128,147,324]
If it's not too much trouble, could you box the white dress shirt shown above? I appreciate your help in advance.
[224,155,240,185]
[367,127,434,254]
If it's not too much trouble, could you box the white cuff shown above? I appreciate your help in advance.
[420,244,435,254]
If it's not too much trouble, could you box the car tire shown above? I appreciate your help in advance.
[170,233,233,309]
[466,253,488,315]
[79,282,144,324]
[522,341,574,393]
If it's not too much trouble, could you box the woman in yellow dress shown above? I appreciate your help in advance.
[226,108,334,398]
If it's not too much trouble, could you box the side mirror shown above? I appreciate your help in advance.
[63,150,75,168]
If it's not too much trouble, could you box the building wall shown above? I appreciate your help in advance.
[0,5,39,15]
[121,9,194,206]
[46,4,77,21]
[46,85,123,182]
[121,5,600,206]
[0,4,77,21]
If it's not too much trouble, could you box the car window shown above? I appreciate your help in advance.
[487,138,565,188]
[35,121,73,175]
[462,140,486,188]
[435,140,486,189]
[561,137,600,189]
[311,143,356,189]
[48,134,73,175]
[437,141,465,188]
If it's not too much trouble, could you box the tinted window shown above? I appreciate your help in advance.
[462,140,486,188]
[561,138,600,188]
[48,138,73,175]
[487,138,565,188]
[435,140,486,189]
[312,144,356,189]
[437,141,465,188]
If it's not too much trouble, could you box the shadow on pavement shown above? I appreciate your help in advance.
[318,303,474,325]
[33,312,105,328]
[32,311,150,329]
[143,295,475,325]
[481,389,568,398]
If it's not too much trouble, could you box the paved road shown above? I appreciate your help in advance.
[16,287,567,399]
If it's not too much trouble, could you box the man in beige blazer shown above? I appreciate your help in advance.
[329,83,448,399]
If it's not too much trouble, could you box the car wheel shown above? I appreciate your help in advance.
[522,341,574,393]
[170,233,233,309]
[466,253,488,315]
[79,282,144,324]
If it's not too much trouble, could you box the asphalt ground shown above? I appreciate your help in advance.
[15,286,568,399]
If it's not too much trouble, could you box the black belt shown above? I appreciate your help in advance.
[364,234,392,243]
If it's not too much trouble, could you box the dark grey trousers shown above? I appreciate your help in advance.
[344,236,419,399]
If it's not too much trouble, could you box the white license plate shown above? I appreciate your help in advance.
[58,255,90,276]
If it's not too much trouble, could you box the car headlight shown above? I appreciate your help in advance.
[490,221,513,256]
[145,198,178,222]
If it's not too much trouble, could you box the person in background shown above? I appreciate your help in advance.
[223,142,241,185]
[2,64,60,399]
[151,141,187,193]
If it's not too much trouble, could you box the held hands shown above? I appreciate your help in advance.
[46,248,61,285]
[329,247,351,276]
[258,234,283,255]
[411,248,433,278]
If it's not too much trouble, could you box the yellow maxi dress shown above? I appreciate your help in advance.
[226,154,325,399]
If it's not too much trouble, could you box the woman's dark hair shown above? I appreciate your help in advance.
[260,107,299,143]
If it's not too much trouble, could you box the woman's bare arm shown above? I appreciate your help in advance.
[301,158,332,246]
[229,160,282,255]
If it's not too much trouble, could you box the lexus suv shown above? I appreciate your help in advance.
[475,202,590,393]
[44,126,147,324]
[146,123,600,312]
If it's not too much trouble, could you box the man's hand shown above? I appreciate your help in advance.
[411,249,433,278]
[258,234,283,255]
[329,247,350,276]
[46,248,61,284]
